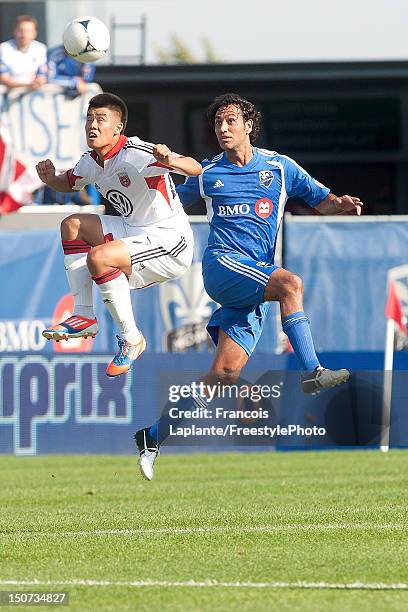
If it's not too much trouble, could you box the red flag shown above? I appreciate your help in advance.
[385,281,407,334]
[0,128,41,214]
[0,192,23,213]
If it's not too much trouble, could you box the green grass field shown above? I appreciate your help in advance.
[1,450,408,611]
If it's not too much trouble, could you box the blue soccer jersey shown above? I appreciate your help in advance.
[47,45,96,93]
[178,147,329,262]
[177,147,330,356]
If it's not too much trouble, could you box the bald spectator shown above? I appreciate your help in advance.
[0,15,47,90]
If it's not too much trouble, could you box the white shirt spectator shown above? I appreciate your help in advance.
[0,39,47,84]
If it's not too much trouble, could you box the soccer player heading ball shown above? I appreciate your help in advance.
[135,93,363,480]
[36,93,202,377]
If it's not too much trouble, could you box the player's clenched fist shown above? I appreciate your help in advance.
[153,144,174,167]
[36,159,56,184]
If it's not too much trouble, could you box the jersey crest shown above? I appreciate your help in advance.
[118,172,131,188]
[259,170,274,188]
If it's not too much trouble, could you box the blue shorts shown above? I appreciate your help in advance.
[202,250,278,356]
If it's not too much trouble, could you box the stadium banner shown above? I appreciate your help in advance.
[2,217,408,454]
[0,223,279,355]
[1,353,408,455]
[285,217,408,351]
[0,83,102,171]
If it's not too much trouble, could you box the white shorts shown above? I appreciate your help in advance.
[99,215,194,290]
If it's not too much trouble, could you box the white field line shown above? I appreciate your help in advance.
[1,524,408,538]
[0,579,408,591]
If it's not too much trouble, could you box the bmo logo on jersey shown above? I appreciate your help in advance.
[217,203,250,216]
[255,198,273,218]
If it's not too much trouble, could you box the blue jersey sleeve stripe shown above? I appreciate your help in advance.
[279,154,330,206]
[258,147,278,157]
[264,160,288,226]
[198,162,216,199]
[198,167,214,222]
[280,154,310,174]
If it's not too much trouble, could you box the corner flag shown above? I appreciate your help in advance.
[382,269,408,452]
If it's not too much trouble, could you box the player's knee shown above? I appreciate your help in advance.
[86,244,107,270]
[283,273,303,297]
[60,214,81,240]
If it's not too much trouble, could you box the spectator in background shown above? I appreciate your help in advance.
[47,44,95,98]
[0,15,47,90]
[34,183,101,206]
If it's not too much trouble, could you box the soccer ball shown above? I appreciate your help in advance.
[63,16,110,63]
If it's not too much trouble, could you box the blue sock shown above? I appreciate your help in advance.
[149,394,206,445]
[282,311,320,372]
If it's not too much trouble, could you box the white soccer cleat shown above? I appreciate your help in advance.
[134,428,159,481]
[42,315,98,341]
[301,366,350,395]
[139,450,158,481]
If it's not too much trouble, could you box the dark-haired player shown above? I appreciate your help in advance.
[135,93,363,480]
[36,92,202,377]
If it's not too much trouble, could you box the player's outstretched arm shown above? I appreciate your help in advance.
[35,159,73,193]
[153,144,202,176]
[315,193,363,216]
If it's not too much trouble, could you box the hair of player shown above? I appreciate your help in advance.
[206,93,262,143]
[87,93,128,134]
[15,15,38,28]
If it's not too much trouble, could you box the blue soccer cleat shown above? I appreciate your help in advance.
[106,334,146,377]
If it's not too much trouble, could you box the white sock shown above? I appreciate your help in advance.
[94,269,142,344]
[64,253,95,320]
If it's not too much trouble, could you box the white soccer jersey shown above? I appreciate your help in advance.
[0,39,47,83]
[67,135,190,229]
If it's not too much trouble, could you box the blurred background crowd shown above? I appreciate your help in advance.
[0,12,101,210]
[0,1,407,217]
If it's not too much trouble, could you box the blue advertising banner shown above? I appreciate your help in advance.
[0,221,280,355]
[1,351,408,455]
[284,217,408,351]
[2,217,405,355]
[2,216,408,455]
